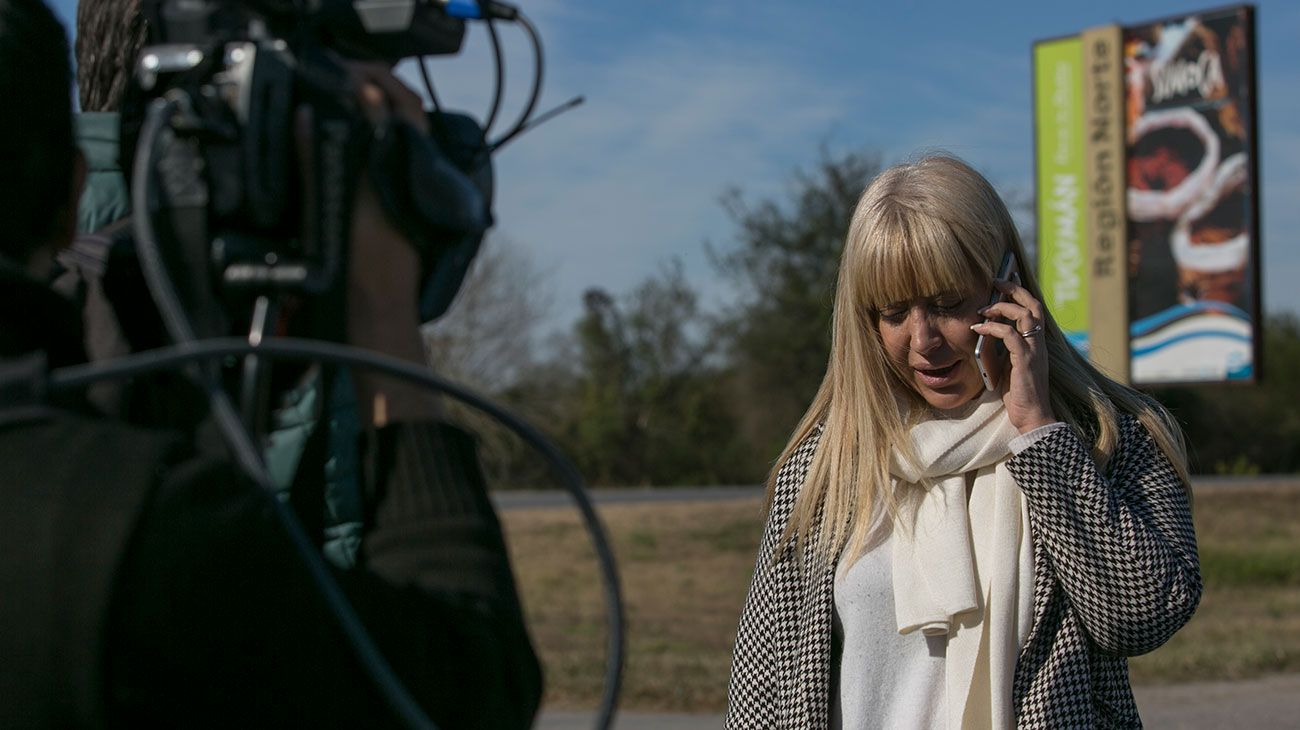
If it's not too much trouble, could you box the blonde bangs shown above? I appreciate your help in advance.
[853,199,982,314]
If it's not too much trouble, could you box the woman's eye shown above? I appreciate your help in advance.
[879,309,907,324]
[934,299,964,313]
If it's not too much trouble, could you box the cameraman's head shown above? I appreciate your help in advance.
[0,0,82,276]
[76,0,147,112]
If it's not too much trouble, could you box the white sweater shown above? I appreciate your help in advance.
[830,423,1066,729]
[832,524,948,730]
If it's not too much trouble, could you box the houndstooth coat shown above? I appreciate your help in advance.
[726,416,1201,728]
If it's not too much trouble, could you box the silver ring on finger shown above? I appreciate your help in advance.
[1019,324,1044,339]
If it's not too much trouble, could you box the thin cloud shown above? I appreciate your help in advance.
[418,26,852,326]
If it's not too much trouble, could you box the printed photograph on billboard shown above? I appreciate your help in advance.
[1124,5,1260,384]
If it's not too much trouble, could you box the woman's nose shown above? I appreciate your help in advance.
[908,309,942,351]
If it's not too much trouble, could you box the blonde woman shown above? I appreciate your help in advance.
[726,155,1200,729]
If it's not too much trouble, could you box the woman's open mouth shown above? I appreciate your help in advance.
[915,362,960,387]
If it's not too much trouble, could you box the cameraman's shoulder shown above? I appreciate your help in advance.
[0,405,189,479]
[0,406,206,559]
[0,405,259,534]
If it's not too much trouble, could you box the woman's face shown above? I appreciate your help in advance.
[876,284,990,411]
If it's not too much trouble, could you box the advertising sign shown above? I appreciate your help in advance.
[1033,36,1090,353]
[1123,6,1260,383]
[1033,5,1260,385]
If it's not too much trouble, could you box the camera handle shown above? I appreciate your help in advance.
[239,294,277,433]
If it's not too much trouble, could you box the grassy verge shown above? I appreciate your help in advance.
[1128,486,1300,684]
[502,499,763,711]
[500,484,1300,712]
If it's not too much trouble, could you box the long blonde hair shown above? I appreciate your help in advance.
[773,154,1190,564]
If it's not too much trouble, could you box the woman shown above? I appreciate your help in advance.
[726,155,1200,729]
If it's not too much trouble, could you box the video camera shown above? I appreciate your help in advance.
[127,0,505,343]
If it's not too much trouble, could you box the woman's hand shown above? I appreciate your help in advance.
[969,277,1057,433]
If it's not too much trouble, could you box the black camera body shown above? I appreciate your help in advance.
[129,0,494,340]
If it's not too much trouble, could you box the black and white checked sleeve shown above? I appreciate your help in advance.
[726,430,822,728]
[1006,415,1202,657]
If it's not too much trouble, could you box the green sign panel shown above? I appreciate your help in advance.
[1033,37,1089,352]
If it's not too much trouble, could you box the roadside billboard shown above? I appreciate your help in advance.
[1032,4,1260,385]
[1124,5,1260,384]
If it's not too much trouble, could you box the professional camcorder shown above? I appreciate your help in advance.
[127,0,507,343]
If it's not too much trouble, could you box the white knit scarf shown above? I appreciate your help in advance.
[889,393,1035,729]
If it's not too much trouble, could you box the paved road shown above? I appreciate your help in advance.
[532,673,1300,728]
[496,476,1300,511]
[1134,674,1300,728]
[492,486,763,511]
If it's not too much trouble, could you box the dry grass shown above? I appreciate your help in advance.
[502,499,763,712]
[500,484,1300,712]
[1129,486,1300,683]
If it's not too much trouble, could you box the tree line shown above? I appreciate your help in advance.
[426,149,1300,488]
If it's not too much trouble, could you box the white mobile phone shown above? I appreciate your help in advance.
[974,251,1018,392]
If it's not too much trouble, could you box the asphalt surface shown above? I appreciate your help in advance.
[492,485,763,511]
[532,672,1300,729]
[494,475,1300,511]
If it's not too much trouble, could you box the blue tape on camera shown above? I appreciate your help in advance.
[441,0,482,19]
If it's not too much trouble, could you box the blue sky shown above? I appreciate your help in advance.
[49,0,1300,329]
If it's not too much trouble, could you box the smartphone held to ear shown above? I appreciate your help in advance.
[975,251,1018,392]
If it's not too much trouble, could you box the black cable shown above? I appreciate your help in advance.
[416,56,455,146]
[131,100,196,345]
[45,337,627,729]
[131,101,440,730]
[131,99,272,488]
[489,9,543,152]
[482,12,506,141]
[416,56,444,115]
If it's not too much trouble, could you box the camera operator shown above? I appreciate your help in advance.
[0,0,542,726]
[63,0,369,570]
